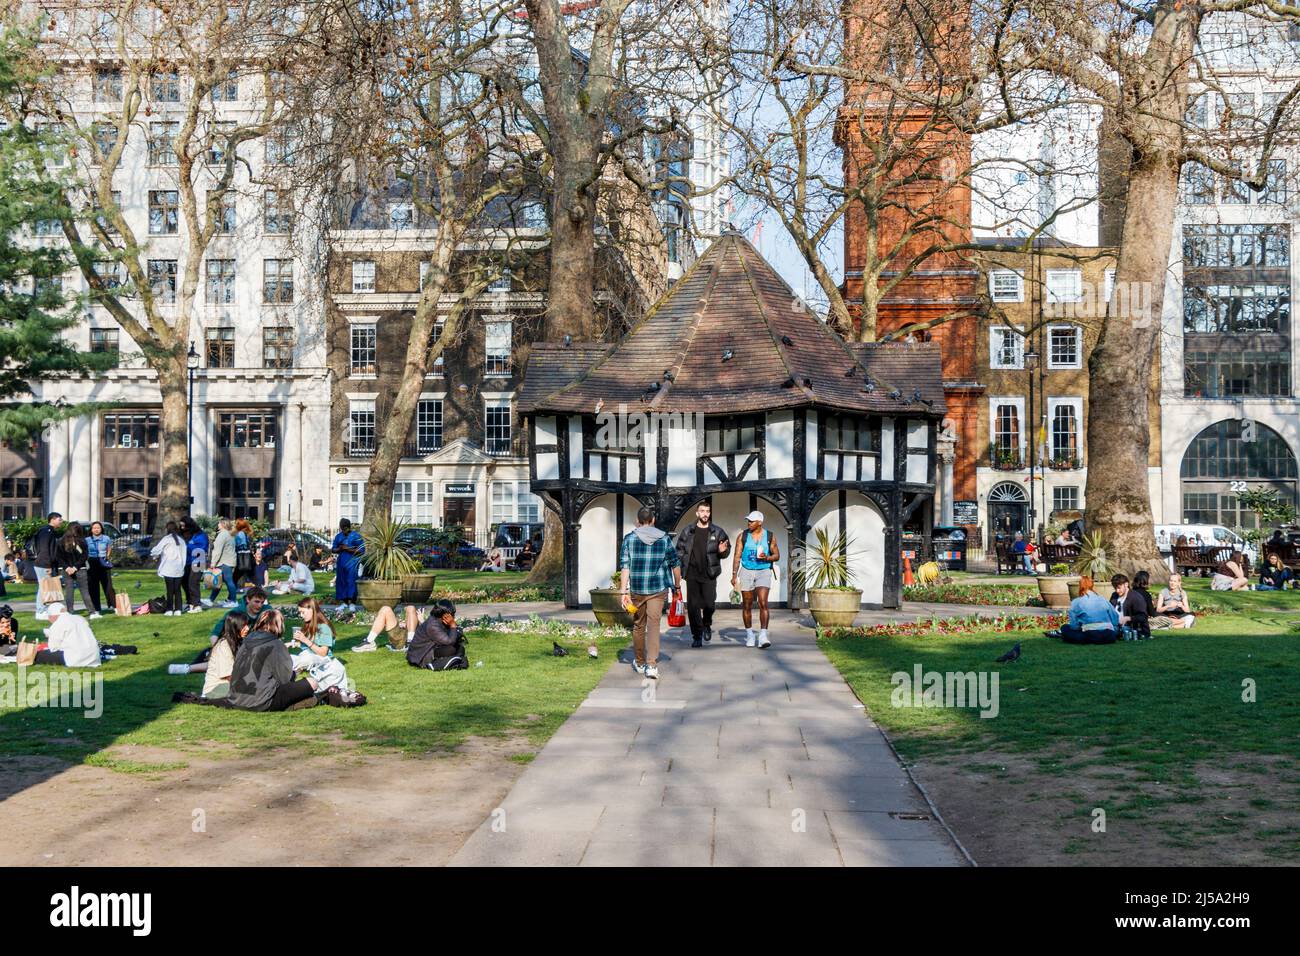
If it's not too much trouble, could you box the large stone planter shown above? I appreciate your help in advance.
[357,578,403,613]
[589,588,634,629]
[1037,575,1079,610]
[400,572,437,606]
[807,587,863,628]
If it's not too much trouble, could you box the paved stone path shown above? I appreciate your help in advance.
[451,609,971,867]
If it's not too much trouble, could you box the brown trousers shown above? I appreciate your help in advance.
[630,591,666,665]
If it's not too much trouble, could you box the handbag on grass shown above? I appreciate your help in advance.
[38,576,64,605]
[16,639,37,666]
[115,593,132,617]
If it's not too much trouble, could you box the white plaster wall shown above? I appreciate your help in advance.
[766,410,794,479]
[808,491,886,606]
[577,493,638,603]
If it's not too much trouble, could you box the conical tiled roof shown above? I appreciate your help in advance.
[519,232,945,416]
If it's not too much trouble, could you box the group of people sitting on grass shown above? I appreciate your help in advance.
[0,602,137,666]
[1047,571,1197,645]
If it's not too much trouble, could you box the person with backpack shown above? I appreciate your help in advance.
[406,598,468,670]
[150,521,189,616]
[30,512,63,621]
[731,510,778,648]
[232,519,255,590]
[674,500,730,648]
[618,507,682,680]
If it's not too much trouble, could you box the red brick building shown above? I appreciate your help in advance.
[837,0,983,527]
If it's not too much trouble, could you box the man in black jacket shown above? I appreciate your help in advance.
[674,501,730,648]
[31,512,63,620]
[407,599,467,670]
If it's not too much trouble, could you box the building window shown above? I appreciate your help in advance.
[492,480,541,523]
[150,70,180,102]
[822,414,873,452]
[205,259,236,305]
[1049,402,1080,466]
[263,189,293,234]
[523,200,547,229]
[102,413,160,449]
[657,199,685,264]
[148,122,179,165]
[266,126,300,165]
[339,481,363,522]
[1180,419,1298,527]
[93,259,125,290]
[391,482,435,524]
[993,403,1021,463]
[351,260,376,293]
[427,319,446,373]
[216,411,278,448]
[989,327,1024,370]
[416,399,443,452]
[262,259,294,303]
[92,122,119,159]
[147,259,177,304]
[93,191,122,237]
[1052,486,1080,513]
[703,414,761,453]
[205,326,235,368]
[350,324,377,376]
[34,217,61,237]
[1183,224,1290,398]
[36,122,66,167]
[1045,269,1083,304]
[207,120,234,165]
[263,327,294,368]
[989,270,1023,302]
[149,190,179,235]
[485,319,512,374]
[208,191,236,234]
[93,68,122,102]
[348,399,376,456]
[1047,325,1082,368]
[1180,161,1215,204]
[212,70,239,102]
[485,399,512,455]
[488,269,512,293]
[388,202,414,230]
[90,328,119,366]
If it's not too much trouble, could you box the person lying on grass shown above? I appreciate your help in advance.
[352,603,417,653]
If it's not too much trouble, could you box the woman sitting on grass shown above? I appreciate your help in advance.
[225,608,321,711]
[1258,552,1293,591]
[272,547,315,596]
[1123,570,1157,640]
[1049,576,1120,644]
[200,610,249,700]
[1154,573,1196,629]
[288,597,347,691]
[1211,552,1251,592]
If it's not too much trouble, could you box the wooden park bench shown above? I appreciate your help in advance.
[993,540,1022,574]
[1038,543,1080,566]
[1173,545,1249,577]
[1262,541,1300,573]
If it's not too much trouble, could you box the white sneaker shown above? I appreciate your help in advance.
[758,629,771,649]
[645,664,659,680]
[34,612,49,621]
[351,640,378,653]
[187,606,202,614]
[632,660,647,675]
[167,664,190,675]
[200,599,213,608]
[89,612,102,620]
[745,629,756,647]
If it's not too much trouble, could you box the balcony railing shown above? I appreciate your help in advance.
[344,436,526,460]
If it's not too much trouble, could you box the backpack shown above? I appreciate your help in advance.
[147,596,167,615]
[423,640,469,671]
[737,528,776,566]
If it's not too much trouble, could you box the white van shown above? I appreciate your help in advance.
[1155,524,1256,562]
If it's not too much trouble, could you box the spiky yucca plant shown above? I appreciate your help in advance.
[792,526,859,591]
[1072,532,1110,579]
[360,514,421,581]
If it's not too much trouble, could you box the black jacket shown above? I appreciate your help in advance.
[31,525,60,567]
[674,523,730,580]
[55,538,87,571]
[407,617,465,668]
[1123,588,1155,632]
[1260,563,1293,588]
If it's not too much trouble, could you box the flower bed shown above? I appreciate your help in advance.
[903,583,1042,606]
[437,584,564,604]
[461,613,628,639]
[822,611,1066,639]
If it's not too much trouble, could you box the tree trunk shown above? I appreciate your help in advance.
[1083,153,1176,581]
[546,145,601,341]
[526,504,565,584]
[362,236,458,523]
[157,360,191,531]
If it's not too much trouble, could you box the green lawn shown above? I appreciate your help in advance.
[1,568,538,605]
[1,603,623,769]
[820,578,1300,859]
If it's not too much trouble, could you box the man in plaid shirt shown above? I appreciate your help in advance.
[619,507,682,680]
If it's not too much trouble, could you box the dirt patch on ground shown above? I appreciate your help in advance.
[909,749,1300,866]
[0,737,534,866]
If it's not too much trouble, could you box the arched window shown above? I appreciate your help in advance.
[1180,419,1297,527]
[989,482,1028,503]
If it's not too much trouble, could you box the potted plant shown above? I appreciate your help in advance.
[589,572,633,628]
[1036,560,1079,609]
[357,514,421,611]
[1073,531,1111,581]
[793,527,863,627]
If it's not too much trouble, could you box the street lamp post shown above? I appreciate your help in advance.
[186,343,200,508]
[1025,343,1039,545]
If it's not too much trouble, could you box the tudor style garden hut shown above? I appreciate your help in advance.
[519,232,946,610]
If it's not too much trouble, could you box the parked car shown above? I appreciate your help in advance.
[258,529,334,569]
[492,522,545,551]
[70,522,153,562]
[396,527,485,568]
[1155,523,1256,563]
